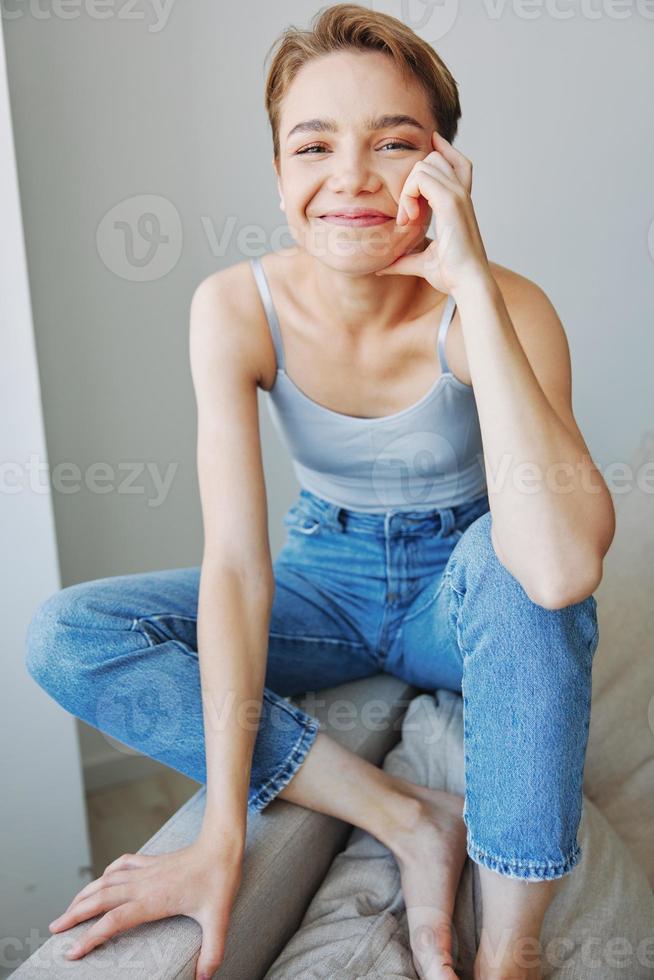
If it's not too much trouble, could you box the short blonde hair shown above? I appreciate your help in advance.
[264,2,462,163]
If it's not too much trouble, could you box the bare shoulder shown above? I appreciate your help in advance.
[189,259,277,573]
[189,257,276,387]
[486,261,561,324]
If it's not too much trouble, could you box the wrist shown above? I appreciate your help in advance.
[198,811,247,855]
[452,265,499,306]
[197,826,246,859]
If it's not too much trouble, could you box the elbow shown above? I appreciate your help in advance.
[524,560,603,611]
[491,522,604,611]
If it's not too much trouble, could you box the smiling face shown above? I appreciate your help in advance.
[274,48,437,273]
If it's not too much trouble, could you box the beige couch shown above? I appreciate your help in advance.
[14,433,654,979]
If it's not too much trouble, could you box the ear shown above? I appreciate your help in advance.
[275,169,285,213]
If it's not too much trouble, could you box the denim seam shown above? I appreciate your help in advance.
[130,613,197,640]
[128,621,204,673]
[592,624,599,652]
[56,617,139,633]
[133,613,197,624]
[466,835,582,880]
[263,687,318,725]
[399,572,450,624]
[268,631,366,649]
[248,717,320,811]
[447,577,473,662]
[130,617,163,647]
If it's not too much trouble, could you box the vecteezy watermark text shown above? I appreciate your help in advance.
[1,454,178,508]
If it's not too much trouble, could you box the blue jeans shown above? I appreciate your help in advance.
[25,488,599,882]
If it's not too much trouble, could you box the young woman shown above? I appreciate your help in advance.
[26,5,615,979]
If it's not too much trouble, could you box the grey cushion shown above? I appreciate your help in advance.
[13,673,418,980]
[583,430,654,884]
[264,689,654,979]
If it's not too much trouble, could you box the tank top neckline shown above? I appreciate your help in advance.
[250,254,473,425]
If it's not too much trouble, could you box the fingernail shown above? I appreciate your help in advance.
[67,944,82,958]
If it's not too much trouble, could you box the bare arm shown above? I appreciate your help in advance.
[189,268,275,849]
[452,269,615,610]
[46,270,277,979]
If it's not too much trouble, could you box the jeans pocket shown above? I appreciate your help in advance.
[283,503,322,536]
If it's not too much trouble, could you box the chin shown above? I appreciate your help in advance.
[309,250,393,276]
[302,224,423,274]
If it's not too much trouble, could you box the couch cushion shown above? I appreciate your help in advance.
[583,430,654,885]
[13,673,418,980]
[265,689,654,979]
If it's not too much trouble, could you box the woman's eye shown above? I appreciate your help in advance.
[295,140,414,156]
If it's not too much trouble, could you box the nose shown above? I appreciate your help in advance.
[327,145,381,196]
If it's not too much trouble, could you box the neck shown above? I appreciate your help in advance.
[303,237,437,336]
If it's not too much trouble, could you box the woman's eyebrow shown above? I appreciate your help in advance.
[286,113,427,140]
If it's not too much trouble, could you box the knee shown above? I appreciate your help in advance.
[451,510,600,658]
[452,508,561,608]
[453,511,599,622]
[25,584,88,689]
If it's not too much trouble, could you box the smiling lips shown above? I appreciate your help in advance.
[318,208,394,227]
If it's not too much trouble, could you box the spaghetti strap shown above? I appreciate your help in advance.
[250,255,286,371]
[437,294,457,375]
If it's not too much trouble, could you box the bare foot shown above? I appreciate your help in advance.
[389,779,469,980]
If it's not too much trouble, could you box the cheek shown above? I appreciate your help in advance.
[285,175,319,212]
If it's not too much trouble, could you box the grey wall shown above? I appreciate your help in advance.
[1,12,93,971]
[5,1,653,777]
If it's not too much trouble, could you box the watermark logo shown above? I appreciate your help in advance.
[95,667,184,757]
[370,428,464,509]
[96,194,182,281]
[0,0,178,33]
[397,0,461,39]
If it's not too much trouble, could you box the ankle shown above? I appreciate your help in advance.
[370,778,426,855]
[473,970,541,980]
[474,931,543,980]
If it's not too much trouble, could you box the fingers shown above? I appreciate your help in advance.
[51,872,132,925]
[397,166,458,227]
[195,931,228,980]
[49,853,156,931]
[64,901,144,960]
[432,132,473,192]
[51,882,133,935]
[423,150,458,182]
[397,135,470,226]
[195,909,231,980]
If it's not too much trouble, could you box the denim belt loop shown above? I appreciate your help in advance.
[323,501,345,532]
[437,506,456,537]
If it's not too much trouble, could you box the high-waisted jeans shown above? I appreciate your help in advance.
[25,488,599,882]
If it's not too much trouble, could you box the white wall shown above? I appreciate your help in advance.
[0,15,92,976]
[4,0,653,587]
[2,0,652,961]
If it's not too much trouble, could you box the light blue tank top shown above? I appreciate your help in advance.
[250,255,487,513]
